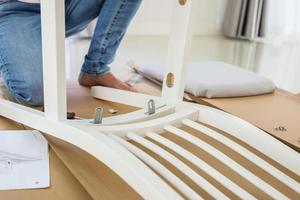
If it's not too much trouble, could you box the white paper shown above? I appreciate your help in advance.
[0,130,50,190]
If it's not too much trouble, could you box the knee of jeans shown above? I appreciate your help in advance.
[11,83,44,106]
[24,90,44,106]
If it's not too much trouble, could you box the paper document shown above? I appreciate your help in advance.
[0,130,50,190]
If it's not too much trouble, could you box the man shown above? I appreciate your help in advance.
[0,0,141,106]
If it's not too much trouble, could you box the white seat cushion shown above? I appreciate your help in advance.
[137,61,276,98]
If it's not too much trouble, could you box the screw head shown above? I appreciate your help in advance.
[108,108,118,114]
[166,73,174,88]
[179,0,187,5]
[275,126,287,132]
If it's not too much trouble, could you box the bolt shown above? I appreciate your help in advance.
[275,126,287,132]
[93,107,103,124]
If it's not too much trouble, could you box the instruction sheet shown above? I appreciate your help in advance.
[0,130,50,190]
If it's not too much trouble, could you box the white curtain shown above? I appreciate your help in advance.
[264,0,300,37]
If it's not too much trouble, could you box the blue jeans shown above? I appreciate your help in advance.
[0,0,141,105]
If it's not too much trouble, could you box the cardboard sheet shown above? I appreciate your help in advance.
[128,66,300,152]
[45,135,142,200]
[67,80,139,119]
[0,149,93,200]
[188,90,300,152]
[130,125,300,199]
[0,78,298,199]
[0,81,140,200]
[0,116,92,200]
[49,82,300,199]
[50,81,142,200]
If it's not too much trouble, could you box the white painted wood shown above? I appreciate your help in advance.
[182,119,300,193]
[0,99,180,200]
[77,106,175,125]
[91,86,161,108]
[1,96,298,198]
[110,135,200,200]
[98,105,174,125]
[183,102,300,176]
[40,0,67,121]
[0,0,297,198]
[68,107,197,137]
[126,133,230,200]
[161,0,194,106]
[164,125,289,200]
[146,132,256,200]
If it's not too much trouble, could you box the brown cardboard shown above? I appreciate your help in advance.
[188,90,300,152]
[0,81,141,200]
[0,149,93,200]
[0,78,299,199]
[45,135,142,200]
[67,80,139,119]
[52,81,142,200]
[130,124,300,199]
[0,117,92,200]
[130,66,300,152]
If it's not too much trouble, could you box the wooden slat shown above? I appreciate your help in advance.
[182,119,300,193]
[110,135,200,200]
[164,125,289,200]
[127,133,229,200]
[146,132,256,200]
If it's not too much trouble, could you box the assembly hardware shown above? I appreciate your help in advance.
[93,107,103,124]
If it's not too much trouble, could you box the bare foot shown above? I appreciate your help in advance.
[78,72,138,92]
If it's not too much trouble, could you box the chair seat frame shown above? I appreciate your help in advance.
[0,0,299,199]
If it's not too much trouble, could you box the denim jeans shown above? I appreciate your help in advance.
[0,0,141,105]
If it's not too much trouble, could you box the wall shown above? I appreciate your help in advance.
[79,0,300,38]
[126,0,227,36]
[127,0,300,39]
[264,0,300,39]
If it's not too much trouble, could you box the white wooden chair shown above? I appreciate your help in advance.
[0,0,299,199]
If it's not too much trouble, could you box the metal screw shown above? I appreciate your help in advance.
[146,99,156,115]
[108,108,118,114]
[275,126,287,132]
[93,107,103,124]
